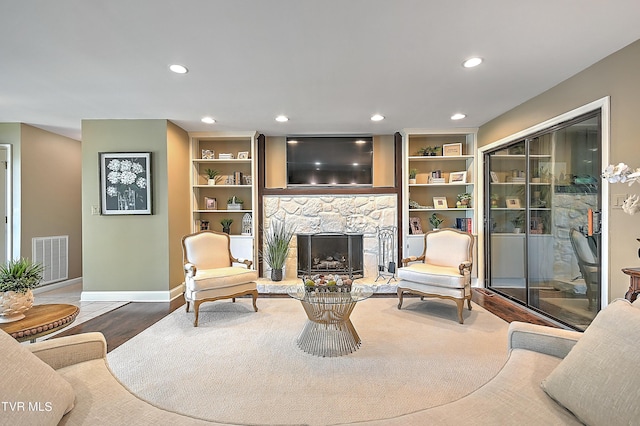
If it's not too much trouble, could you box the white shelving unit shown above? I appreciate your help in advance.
[189,131,258,265]
[401,129,478,259]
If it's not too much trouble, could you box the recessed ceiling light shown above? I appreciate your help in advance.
[275,115,289,122]
[169,64,188,74]
[287,140,298,144]
[355,140,366,144]
[451,113,466,120]
[201,116,215,124]
[371,114,384,122]
[462,57,483,68]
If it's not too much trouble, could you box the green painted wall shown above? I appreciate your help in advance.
[478,39,640,301]
[81,119,189,294]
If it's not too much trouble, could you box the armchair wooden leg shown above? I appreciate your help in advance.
[185,301,190,312]
[455,299,465,324]
[467,295,472,310]
[251,290,259,312]
[193,300,202,327]
[397,288,404,309]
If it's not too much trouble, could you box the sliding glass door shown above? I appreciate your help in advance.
[485,112,601,330]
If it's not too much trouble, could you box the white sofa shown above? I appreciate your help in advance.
[1,298,639,425]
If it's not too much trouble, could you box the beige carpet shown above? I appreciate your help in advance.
[107,296,509,426]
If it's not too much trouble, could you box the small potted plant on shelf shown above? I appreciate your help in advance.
[261,221,295,282]
[409,169,418,184]
[220,218,233,234]
[227,196,244,210]
[456,192,472,208]
[205,169,220,185]
[417,146,441,156]
[429,213,444,230]
[511,214,524,234]
[0,258,44,323]
[490,193,500,208]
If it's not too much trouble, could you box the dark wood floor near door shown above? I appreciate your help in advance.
[54,288,559,353]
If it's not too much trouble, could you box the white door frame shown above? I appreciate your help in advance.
[476,97,610,308]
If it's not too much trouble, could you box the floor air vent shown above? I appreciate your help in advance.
[32,236,69,285]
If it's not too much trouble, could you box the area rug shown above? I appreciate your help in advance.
[107,297,509,425]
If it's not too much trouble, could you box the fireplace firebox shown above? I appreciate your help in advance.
[297,233,364,278]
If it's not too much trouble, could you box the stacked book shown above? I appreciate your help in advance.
[456,217,473,234]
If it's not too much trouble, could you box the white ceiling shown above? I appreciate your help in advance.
[2,1,640,141]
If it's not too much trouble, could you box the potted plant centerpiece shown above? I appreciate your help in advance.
[511,214,524,234]
[262,221,295,282]
[205,169,220,185]
[429,213,444,230]
[0,258,44,323]
[409,168,418,185]
[220,218,233,234]
[227,196,244,210]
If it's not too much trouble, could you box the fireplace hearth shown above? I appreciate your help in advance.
[297,233,364,278]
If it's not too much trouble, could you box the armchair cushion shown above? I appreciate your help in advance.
[541,299,640,425]
[0,330,76,425]
[186,266,259,291]
[398,263,467,289]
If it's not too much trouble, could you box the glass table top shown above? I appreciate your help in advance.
[287,284,374,303]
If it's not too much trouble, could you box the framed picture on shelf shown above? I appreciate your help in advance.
[201,149,215,159]
[237,151,249,159]
[243,175,253,185]
[505,198,521,209]
[490,171,499,183]
[442,143,462,156]
[409,217,423,234]
[204,197,217,210]
[433,197,448,209]
[99,152,152,215]
[449,171,467,184]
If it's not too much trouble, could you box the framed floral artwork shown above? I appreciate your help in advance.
[100,152,152,215]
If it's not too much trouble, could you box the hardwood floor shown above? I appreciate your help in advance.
[53,288,558,353]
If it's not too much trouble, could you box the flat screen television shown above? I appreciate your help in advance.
[286,136,373,186]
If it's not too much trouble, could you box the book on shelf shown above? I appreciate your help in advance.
[456,217,473,234]
[234,171,243,185]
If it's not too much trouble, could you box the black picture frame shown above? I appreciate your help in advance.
[99,152,152,215]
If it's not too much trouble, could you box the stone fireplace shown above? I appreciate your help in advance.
[262,194,397,280]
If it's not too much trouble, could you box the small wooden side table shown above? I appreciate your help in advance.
[0,304,79,343]
[622,268,640,302]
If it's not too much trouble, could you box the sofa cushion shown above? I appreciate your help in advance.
[398,263,466,289]
[186,266,258,291]
[0,330,76,425]
[541,299,640,425]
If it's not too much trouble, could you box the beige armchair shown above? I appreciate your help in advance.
[397,229,474,324]
[182,230,259,326]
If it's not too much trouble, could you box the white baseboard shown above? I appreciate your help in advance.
[82,283,185,303]
[33,277,82,294]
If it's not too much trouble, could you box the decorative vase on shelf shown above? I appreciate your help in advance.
[222,226,230,234]
[208,179,217,186]
[408,178,416,185]
[0,290,34,323]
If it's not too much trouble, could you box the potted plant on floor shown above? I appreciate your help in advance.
[0,258,44,323]
[204,169,220,185]
[262,221,295,282]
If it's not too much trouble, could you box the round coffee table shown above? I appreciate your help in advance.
[287,285,373,357]
[0,304,79,343]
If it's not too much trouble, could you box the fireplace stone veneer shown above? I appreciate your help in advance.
[262,194,397,280]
